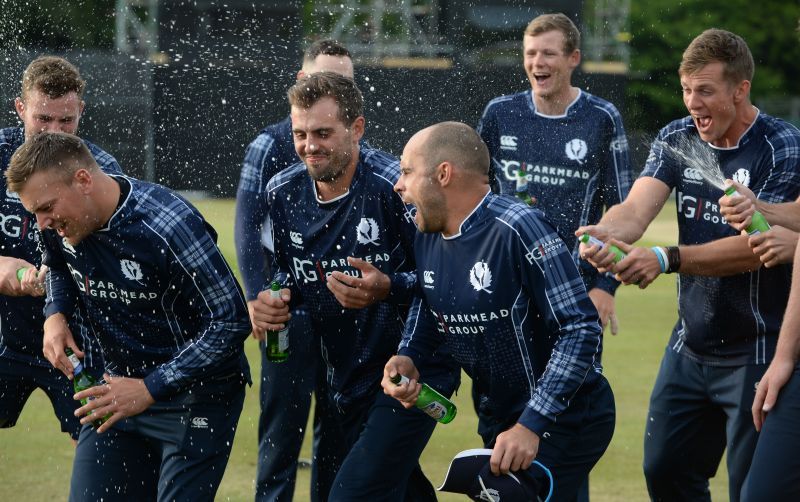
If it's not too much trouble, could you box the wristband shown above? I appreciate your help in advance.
[651,246,668,274]
[666,246,681,273]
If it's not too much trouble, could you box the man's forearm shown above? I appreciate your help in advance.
[678,234,762,276]
[756,200,800,233]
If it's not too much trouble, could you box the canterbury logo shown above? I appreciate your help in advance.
[356,218,380,245]
[469,262,493,293]
[289,231,303,246]
[500,135,518,150]
[423,270,435,284]
[683,168,703,181]
[190,417,209,428]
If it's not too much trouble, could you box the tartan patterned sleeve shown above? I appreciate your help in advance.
[507,209,603,435]
[141,195,251,399]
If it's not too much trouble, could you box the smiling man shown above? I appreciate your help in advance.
[576,29,800,501]
[250,72,458,501]
[7,131,251,501]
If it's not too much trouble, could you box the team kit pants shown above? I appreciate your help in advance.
[643,347,764,502]
[741,366,800,501]
[479,373,616,502]
[69,374,246,502]
[327,365,459,501]
[256,310,344,502]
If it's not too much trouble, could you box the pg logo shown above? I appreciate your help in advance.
[500,135,518,150]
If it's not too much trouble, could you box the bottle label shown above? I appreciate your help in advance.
[278,328,289,352]
[421,401,447,420]
[66,353,82,373]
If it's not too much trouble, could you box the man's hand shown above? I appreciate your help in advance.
[327,257,390,309]
[74,374,155,434]
[0,256,37,296]
[43,313,82,379]
[381,355,421,409]
[250,287,291,333]
[17,265,47,297]
[589,288,618,335]
[719,180,756,232]
[247,299,266,341]
[752,356,795,431]
[490,423,540,475]
[749,226,799,268]
[609,241,661,289]
[575,226,617,273]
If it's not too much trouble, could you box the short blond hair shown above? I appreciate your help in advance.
[6,132,96,193]
[524,13,581,54]
[680,29,754,86]
[20,56,85,101]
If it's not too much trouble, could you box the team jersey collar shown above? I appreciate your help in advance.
[529,89,583,119]
[705,107,761,151]
[99,175,134,231]
[443,188,492,240]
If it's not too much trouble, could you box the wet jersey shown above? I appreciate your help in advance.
[642,113,800,365]
[42,176,251,400]
[478,90,632,294]
[0,126,122,368]
[399,192,603,435]
[265,147,422,410]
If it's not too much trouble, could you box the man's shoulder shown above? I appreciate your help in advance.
[657,117,695,140]
[753,112,800,146]
[84,139,122,174]
[482,91,528,113]
[486,194,553,237]
[580,91,623,120]
[265,162,307,193]
[362,147,400,184]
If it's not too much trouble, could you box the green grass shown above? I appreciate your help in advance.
[0,199,730,501]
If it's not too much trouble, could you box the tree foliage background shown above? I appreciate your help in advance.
[627,0,800,131]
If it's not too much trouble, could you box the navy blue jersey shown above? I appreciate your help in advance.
[478,90,633,294]
[265,147,419,409]
[0,126,122,368]
[235,117,297,299]
[399,192,603,435]
[642,113,800,365]
[42,176,251,400]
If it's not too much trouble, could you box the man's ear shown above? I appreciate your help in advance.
[351,116,365,142]
[733,80,751,104]
[73,169,94,193]
[436,161,454,187]
[14,97,24,121]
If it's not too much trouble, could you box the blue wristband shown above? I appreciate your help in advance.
[651,246,668,274]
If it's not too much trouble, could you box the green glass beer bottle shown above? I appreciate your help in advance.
[723,185,770,235]
[515,169,535,206]
[579,233,627,263]
[266,281,289,362]
[390,374,457,424]
[64,347,110,428]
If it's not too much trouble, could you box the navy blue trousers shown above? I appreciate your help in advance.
[741,367,800,502]
[69,375,245,502]
[479,373,615,502]
[643,347,764,502]
[256,311,343,502]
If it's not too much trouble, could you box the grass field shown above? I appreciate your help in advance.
[0,198,730,501]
